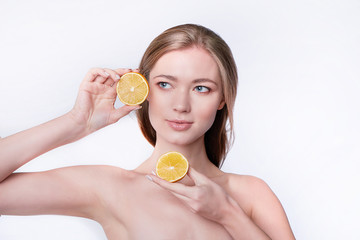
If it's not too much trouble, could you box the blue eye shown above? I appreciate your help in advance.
[158,82,171,89]
[195,86,210,93]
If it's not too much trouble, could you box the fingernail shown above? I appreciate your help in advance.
[151,170,156,176]
[116,74,120,79]
[104,71,110,76]
[145,175,153,181]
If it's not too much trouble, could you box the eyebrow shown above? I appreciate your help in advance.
[153,74,218,86]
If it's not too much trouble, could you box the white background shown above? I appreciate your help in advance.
[0,0,359,239]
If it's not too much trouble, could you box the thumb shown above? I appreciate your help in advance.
[110,105,141,123]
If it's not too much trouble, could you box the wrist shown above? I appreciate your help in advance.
[218,195,246,226]
[62,111,90,143]
[219,196,271,239]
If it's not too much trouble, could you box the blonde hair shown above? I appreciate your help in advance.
[137,24,238,168]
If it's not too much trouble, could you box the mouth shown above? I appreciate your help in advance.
[166,119,193,131]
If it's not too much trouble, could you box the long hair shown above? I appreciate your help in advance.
[136,24,238,168]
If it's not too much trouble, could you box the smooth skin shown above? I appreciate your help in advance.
[0,47,295,239]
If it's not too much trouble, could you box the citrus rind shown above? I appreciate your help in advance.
[156,152,189,183]
[116,72,149,105]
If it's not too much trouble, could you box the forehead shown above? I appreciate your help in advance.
[149,47,221,82]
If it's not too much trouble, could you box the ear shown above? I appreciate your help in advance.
[218,98,225,110]
[146,89,152,102]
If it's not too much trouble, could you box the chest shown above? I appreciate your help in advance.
[107,179,233,240]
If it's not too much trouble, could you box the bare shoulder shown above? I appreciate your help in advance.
[218,174,271,213]
[221,173,295,239]
[62,165,136,218]
[48,164,130,183]
[70,165,134,187]
[80,165,139,190]
[225,173,273,198]
[82,164,131,178]
[48,165,134,199]
[225,173,286,213]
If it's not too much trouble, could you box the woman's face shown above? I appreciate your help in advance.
[147,46,225,146]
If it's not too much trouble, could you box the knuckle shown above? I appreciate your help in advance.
[193,188,205,201]
[191,202,202,213]
[103,68,114,74]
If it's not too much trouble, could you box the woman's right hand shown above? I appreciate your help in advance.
[68,68,141,136]
[0,68,140,182]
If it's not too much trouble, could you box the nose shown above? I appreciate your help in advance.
[172,90,191,113]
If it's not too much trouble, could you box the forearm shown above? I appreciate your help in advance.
[0,112,87,182]
[0,67,133,183]
[220,197,271,240]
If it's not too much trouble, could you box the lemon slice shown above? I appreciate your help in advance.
[116,72,149,105]
[156,152,189,183]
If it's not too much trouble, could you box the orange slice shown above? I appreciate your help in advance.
[116,72,149,105]
[156,152,189,183]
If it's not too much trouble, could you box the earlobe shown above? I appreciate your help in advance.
[218,99,225,110]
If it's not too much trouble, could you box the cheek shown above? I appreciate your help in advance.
[195,100,220,127]
[147,90,164,112]
[147,92,165,126]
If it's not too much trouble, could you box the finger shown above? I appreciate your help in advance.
[146,175,193,205]
[103,68,121,83]
[114,68,133,76]
[111,79,119,90]
[94,70,110,84]
[148,173,194,197]
[83,68,110,83]
[169,190,192,203]
[103,78,115,87]
[109,105,141,123]
[187,167,209,186]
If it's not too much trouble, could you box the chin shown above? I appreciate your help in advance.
[164,133,204,147]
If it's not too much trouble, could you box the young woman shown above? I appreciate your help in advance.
[0,24,295,239]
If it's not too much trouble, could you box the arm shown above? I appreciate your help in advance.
[0,113,84,183]
[147,168,295,240]
[0,165,113,218]
[0,68,138,183]
[0,68,138,217]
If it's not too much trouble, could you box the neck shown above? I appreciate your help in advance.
[135,136,220,177]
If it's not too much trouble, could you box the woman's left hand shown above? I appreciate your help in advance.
[147,167,233,222]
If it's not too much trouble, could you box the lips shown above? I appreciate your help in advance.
[166,120,193,131]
